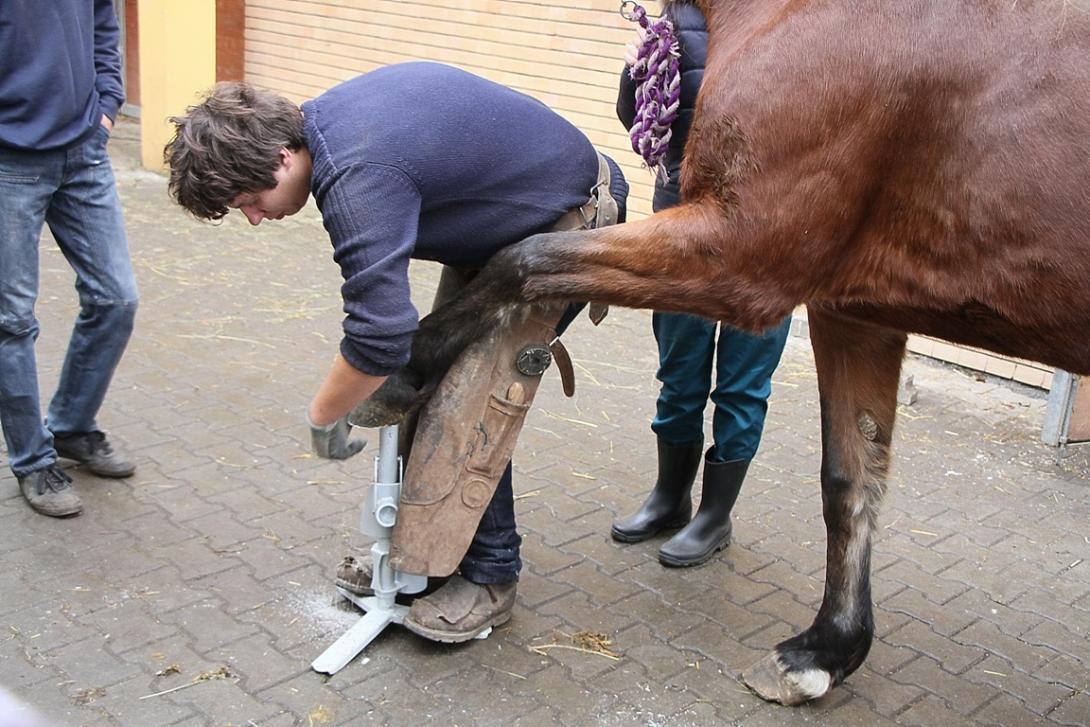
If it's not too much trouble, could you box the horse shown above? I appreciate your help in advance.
[368,0,1090,705]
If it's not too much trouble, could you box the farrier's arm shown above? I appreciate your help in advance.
[305,163,424,458]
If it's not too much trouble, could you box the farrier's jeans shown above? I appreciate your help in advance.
[0,126,138,477]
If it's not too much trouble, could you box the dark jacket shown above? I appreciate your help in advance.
[303,62,628,376]
[617,1,707,211]
[0,0,124,150]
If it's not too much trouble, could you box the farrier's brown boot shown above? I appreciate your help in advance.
[402,575,516,643]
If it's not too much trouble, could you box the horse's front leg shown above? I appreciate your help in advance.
[743,307,906,704]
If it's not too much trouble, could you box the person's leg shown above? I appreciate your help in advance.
[611,312,713,541]
[659,316,791,566]
[708,316,791,462]
[43,127,138,476]
[0,145,84,517]
[457,462,521,584]
[0,146,61,477]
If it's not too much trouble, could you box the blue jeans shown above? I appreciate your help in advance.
[0,126,138,477]
[652,312,790,462]
[459,463,520,584]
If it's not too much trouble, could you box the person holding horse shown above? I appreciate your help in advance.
[611,1,791,566]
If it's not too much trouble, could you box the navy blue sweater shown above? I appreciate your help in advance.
[0,0,124,151]
[617,1,707,211]
[303,62,627,376]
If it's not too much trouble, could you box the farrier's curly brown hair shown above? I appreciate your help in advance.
[164,82,306,220]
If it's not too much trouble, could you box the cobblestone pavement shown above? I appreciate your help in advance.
[1,121,1088,727]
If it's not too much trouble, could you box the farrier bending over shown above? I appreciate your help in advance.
[165,62,627,641]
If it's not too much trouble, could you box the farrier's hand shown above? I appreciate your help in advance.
[100,114,114,132]
[624,25,647,67]
[306,412,365,460]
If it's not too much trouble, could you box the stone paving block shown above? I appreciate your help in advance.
[623,591,725,642]
[484,662,619,726]
[844,667,926,719]
[1020,616,1090,664]
[140,483,225,524]
[959,654,1071,717]
[669,618,768,676]
[158,597,260,654]
[152,536,244,582]
[1034,653,1090,693]
[1046,691,1090,727]
[85,673,199,727]
[891,655,996,716]
[686,588,778,641]
[0,643,59,690]
[74,598,178,655]
[183,508,266,552]
[885,619,989,675]
[558,532,650,577]
[549,559,645,607]
[881,586,979,637]
[167,675,285,725]
[41,634,143,690]
[973,693,1052,726]
[515,568,575,610]
[208,630,307,694]
[944,586,1045,637]
[955,619,1058,676]
[894,693,980,727]
[881,558,972,606]
[521,531,585,576]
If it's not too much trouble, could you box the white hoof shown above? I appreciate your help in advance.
[742,652,833,706]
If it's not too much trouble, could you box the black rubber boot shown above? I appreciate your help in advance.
[658,454,749,567]
[610,438,703,543]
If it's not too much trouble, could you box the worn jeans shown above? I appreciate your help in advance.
[652,313,790,462]
[0,126,138,477]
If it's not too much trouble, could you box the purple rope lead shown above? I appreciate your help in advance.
[621,1,681,175]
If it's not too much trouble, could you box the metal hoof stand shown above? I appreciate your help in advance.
[311,425,427,675]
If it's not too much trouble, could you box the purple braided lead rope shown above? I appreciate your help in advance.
[621,1,681,175]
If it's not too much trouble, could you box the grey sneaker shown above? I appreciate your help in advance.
[52,431,135,478]
[19,466,82,517]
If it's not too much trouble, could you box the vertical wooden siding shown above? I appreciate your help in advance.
[244,0,657,218]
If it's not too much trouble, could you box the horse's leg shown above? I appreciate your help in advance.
[743,306,906,705]
[373,204,799,420]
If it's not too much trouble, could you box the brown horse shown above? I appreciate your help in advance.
[371,0,1090,706]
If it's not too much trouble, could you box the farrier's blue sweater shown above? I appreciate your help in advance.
[302,62,627,376]
[0,0,124,150]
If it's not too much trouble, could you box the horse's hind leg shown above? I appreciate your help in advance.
[743,306,906,704]
[390,204,799,417]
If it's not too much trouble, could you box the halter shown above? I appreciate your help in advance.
[620,1,681,176]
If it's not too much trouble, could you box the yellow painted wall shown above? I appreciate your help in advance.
[137,0,218,169]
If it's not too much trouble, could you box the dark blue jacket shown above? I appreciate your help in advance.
[0,0,124,151]
[303,62,628,376]
[617,1,707,211]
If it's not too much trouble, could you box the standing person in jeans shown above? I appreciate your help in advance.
[612,1,790,566]
[0,0,140,518]
[164,63,627,641]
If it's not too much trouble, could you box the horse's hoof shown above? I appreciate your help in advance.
[348,374,427,428]
[742,652,832,706]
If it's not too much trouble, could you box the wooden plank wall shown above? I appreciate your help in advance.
[244,0,657,219]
